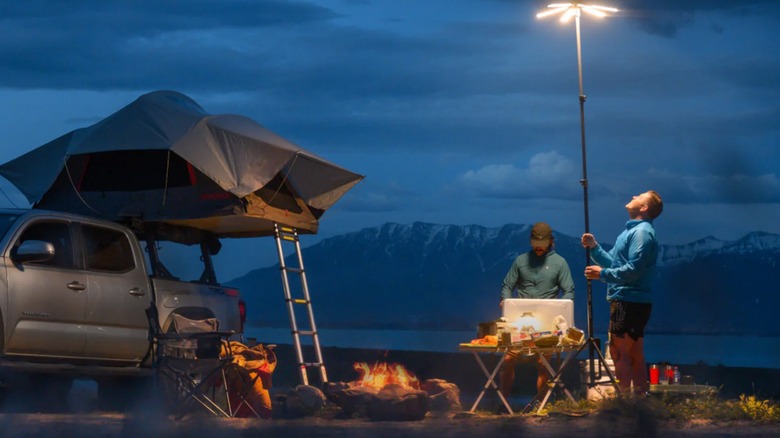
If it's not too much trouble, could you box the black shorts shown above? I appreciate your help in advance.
[609,300,652,341]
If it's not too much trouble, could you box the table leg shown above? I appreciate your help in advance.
[468,351,514,415]
[525,351,578,414]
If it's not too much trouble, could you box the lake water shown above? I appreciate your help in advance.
[244,327,780,370]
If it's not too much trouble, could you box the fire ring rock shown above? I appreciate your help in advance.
[284,384,327,418]
[327,385,379,418]
[367,384,429,421]
[422,379,462,412]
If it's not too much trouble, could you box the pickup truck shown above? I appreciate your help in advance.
[0,208,246,409]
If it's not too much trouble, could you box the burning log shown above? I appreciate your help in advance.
[353,361,421,390]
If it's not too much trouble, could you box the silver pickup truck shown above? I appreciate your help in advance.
[0,208,245,409]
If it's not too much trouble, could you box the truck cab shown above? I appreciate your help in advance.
[0,209,243,369]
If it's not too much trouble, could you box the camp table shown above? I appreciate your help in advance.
[458,343,580,415]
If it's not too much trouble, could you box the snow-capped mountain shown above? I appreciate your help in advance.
[230,222,780,335]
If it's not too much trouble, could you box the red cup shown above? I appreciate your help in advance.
[649,365,659,384]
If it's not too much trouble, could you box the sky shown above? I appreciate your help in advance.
[0,0,778,279]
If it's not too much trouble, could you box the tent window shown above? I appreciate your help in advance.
[255,173,303,213]
[78,151,194,192]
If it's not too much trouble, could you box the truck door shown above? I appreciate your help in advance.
[5,220,88,357]
[80,223,150,362]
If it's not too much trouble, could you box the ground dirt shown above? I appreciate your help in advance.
[1,411,780,438]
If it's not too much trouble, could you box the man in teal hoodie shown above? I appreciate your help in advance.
[581,190,663,396]
[499,222,575,399]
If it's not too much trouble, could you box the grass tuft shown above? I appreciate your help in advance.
[545,390,780,423]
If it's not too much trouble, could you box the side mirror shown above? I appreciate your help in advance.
[14,240,56,263]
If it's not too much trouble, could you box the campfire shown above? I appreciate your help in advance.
[353,361,420,390]
[317,361,461,421]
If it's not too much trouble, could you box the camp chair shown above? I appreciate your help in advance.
[153,314,236,419]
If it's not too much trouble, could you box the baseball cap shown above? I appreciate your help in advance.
[530,222,553,245]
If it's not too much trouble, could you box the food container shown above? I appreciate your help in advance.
[477,321,497,338]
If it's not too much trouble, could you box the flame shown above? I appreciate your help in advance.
[353,361,420,389]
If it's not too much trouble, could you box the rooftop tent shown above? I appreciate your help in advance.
[0,91,364,241]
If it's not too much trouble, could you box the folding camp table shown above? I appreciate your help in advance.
[458,344,579,415]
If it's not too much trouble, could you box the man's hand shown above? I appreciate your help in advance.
[499,299,504,308]
[581,233,598,248]
[584,265,602,280]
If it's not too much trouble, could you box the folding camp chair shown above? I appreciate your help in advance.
[154,314,236,419]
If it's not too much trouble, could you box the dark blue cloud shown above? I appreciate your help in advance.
[618,0,780,38]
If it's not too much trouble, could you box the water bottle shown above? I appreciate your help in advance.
[673,366,681,384]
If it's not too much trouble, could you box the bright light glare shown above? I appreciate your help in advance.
[536,2,618,21]
[582,7,607,18]
[560,9,578,23]
[536,5,569,19]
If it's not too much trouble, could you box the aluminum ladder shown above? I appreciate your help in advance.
[273,223,328,386]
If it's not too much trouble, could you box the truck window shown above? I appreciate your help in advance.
[83,225,135,273]
[17,221,75,269]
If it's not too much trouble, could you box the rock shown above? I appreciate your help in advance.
[328,385,379,418]
[284,385,327,418]
[422,379,462,412]
[322,381,351,397]
[367,383,429,421]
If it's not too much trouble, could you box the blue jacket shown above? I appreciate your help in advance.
[591,219,658,303]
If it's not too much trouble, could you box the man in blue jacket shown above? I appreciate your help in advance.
[581,190,663,396]
[499,222,575,399]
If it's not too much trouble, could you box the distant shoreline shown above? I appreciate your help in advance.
[246,323,780,337]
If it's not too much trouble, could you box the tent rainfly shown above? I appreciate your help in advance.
[0,91,364,242]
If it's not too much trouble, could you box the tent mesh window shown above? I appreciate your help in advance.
[254,173,303,214]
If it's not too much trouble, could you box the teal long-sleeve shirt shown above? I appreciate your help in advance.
[500,250,575,300]
[590,219,658,303]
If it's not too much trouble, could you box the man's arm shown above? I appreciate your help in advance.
[600,230,656,284]
[582,233,613,267]
[558,259,575,300]
[500,257,520,300]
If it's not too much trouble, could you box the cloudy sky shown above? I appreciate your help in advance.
[0,0,778,278]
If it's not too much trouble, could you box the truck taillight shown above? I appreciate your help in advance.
[238,299,247,333]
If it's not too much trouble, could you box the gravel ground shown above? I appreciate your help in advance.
[2,411,779,438]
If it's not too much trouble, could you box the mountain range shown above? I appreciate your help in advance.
[228,223,780,336]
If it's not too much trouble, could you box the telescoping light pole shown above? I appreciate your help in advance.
[536,1,618,390]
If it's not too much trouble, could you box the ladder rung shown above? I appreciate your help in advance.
[295,330,316,336]
[281,235,296,242]
[293,299,309,304]
[282,266,303,273]
[301,363,323,367]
